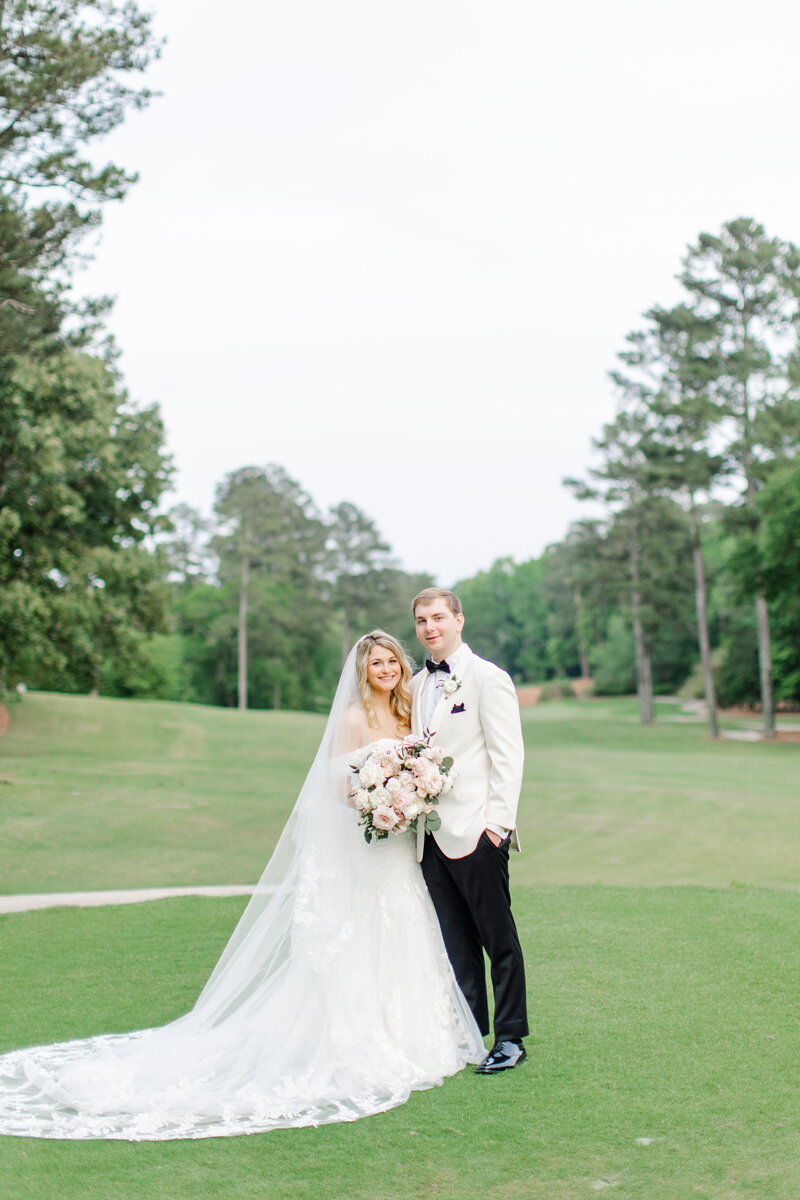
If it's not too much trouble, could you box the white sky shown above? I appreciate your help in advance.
[80,0,800,583]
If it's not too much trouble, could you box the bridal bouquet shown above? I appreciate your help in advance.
[348,734,456,843]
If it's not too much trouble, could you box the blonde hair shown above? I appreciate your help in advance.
[411,587,463,617]
[355,630,413,730]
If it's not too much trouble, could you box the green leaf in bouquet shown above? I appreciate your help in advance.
[441,757,454,771]
[425,812,441,832]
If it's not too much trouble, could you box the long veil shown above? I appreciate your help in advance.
[0,644,483,1140]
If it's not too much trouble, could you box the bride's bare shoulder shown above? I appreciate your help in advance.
[343,704,372,751]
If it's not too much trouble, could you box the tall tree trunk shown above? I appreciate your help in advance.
[640,643,654,725]
[630,541,653,724]
[574,588,590,680]
[688,503,719,739]
[739,331,775,739]
[341,605,350,669]
[755,592,775,738]
[237,522,250,711]
[631,595,653,724]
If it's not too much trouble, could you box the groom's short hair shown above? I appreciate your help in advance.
[412,588,462,617]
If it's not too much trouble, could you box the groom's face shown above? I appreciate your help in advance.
[414,600,464,662]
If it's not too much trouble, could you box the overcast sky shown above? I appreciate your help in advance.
[80,0,800,584]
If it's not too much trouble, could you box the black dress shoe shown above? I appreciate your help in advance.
[475,1040,527,1074]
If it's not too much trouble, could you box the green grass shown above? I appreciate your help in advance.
[520,698,800,889]
[1,889,799,1199]
[0,691,323,892]
[0,692,797,892]
[1,691,799,1198]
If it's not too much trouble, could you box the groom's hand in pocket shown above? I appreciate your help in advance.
[485,829,503,847]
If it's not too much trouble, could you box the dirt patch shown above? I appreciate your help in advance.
[571,678,594,698]
[0,704,8,738]
[516,679,594,707]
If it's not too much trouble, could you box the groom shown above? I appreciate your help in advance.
[411,587,528,1073]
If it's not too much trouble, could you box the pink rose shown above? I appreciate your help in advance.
[372,805,400,831]
[414,764,442,796]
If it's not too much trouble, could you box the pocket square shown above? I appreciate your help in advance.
[451,702,466,714]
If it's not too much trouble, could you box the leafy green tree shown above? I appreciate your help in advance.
[0,0,162,358]
[0,3,170,696]
[156,485,431,710]
[338,565,433,662]
[539,533,603,681]
[454,558,548,681]
[0,349,172,691]
[728,458,800,704]
[681,217,800,734]
[213,465,329,710]
[0,198,70,359]
[592,613,636,695]
[567,410,695,723]
[160,503,216,586]
[611,303,724,736]
[0,0,160,197]
[327,502,394,663]
[455,559,519,677]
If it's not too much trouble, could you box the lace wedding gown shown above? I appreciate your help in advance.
[0,650,484,1141]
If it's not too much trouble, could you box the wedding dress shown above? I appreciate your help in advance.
[0,647,483,1140]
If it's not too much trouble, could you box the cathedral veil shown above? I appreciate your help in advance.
[192,640,366,1025]
[0,642,483,1140]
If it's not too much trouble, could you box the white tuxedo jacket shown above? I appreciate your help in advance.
[411,645,524,860]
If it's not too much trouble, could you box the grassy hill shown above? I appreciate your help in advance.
[0,691,797,893]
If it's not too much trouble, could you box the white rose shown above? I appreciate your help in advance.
[385,777,402,795]
[358,761,382,789]
[351,788,371,811]
[372,786,391,805]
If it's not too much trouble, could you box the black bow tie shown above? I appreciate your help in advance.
[426,659,450,674]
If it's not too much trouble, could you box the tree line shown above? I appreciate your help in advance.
[2,5,798,728]
[457,218,800,737]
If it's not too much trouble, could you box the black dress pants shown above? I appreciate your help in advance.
[422,831,528,1041]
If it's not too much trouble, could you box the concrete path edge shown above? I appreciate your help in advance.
[0,885,262,915]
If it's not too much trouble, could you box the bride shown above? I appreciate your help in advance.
[0,631,484,1140]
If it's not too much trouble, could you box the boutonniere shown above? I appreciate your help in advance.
[443,675,462,698]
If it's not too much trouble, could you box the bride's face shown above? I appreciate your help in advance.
[366,645,403,695]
